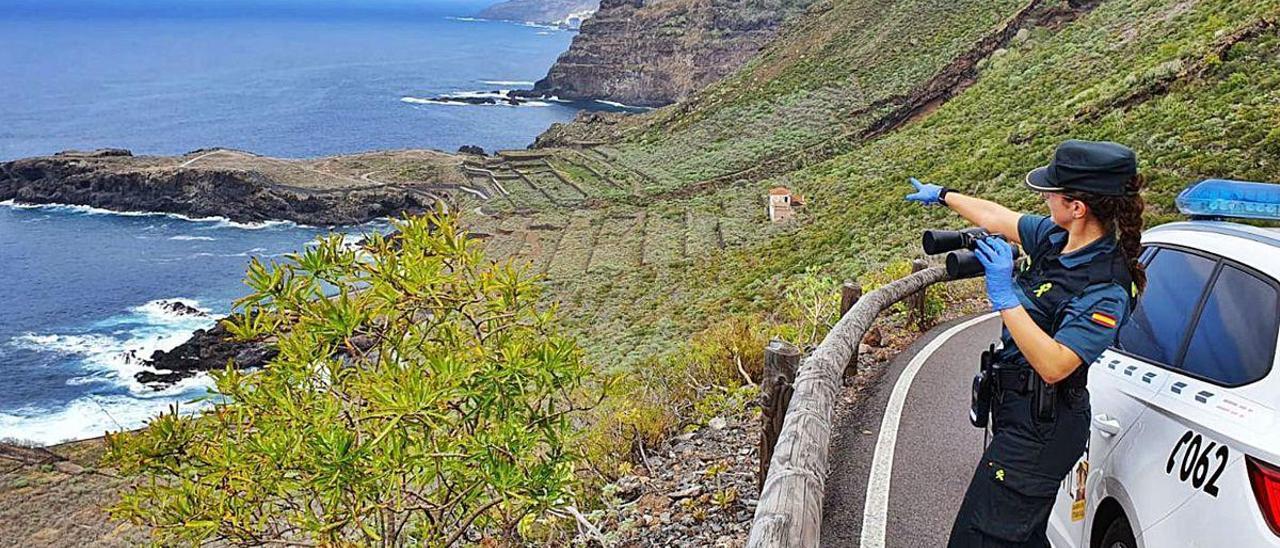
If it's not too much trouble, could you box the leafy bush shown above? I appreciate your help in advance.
[685,314,772,386]
[104,213,591,546]
[574,313,772,476]
[782,265,841,347]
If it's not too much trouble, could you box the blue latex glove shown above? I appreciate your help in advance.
[905,177,944,205]
[974,238,1021,311]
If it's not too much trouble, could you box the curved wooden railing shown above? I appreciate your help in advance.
[747,265,952,547]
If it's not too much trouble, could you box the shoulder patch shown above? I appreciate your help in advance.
[1090,311,1118,328]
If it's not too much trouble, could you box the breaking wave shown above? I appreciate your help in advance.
[1,298,221,444]
[0,200,296,230]
[0,385,213,446]
[400,90,555,108]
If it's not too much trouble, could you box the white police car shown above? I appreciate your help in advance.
[1048,180,1280,547]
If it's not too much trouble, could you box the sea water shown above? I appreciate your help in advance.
[0,4,603,444]
[0,203,393,444]
[0,6,589,160]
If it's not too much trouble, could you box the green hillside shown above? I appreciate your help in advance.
[456,0,1280,464]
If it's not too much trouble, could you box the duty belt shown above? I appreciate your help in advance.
[992,365,1087,393]
[993,367,1034,394]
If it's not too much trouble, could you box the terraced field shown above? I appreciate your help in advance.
[460,152,780,288]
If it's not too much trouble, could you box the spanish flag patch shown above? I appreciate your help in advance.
[1090,312,1118,328]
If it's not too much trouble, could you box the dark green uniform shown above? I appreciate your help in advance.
[947,215,1134,547]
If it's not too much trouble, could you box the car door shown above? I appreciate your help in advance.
[1102,249,1280,545]
[1134,261,1280,547]
[1049,246,1218,546]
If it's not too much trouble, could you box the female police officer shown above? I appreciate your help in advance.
[905,139,1148,547]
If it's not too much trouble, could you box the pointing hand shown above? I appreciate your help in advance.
[905,177,944,206]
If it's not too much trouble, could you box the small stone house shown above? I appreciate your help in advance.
[767,187,804,222]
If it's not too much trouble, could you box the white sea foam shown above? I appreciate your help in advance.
[11,298,218,395]
[519,22,561,31]
[0,387,213,446]
[195,218,298,230]
[3,298,225,444]
[401,90,552,108]
[134,298,212,323]
[0,199,296,230]
[187,247,267,258]
[169,235,216,241]
[594,99,654,110]
[340,233,366,248]
[400,96,458,106]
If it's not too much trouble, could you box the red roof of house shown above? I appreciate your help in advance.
[768,187,792,196]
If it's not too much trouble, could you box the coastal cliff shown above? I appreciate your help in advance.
[521,0,814,107]
[477,0,599,28]
[0,148,473,226]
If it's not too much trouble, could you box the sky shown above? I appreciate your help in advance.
[3,0,499,19]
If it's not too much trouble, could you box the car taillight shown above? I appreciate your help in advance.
[1247,456,1280,536]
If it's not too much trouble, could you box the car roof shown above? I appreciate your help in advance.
[1144,221,1280,279]
[1147,220,1280,246]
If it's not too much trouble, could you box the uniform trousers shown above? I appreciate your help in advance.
[947,385,1090,547]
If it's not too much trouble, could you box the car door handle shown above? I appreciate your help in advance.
[1093,414,1122,437]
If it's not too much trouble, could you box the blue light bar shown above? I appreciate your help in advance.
[1176,179,1280,221]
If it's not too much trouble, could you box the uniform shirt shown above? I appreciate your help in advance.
[996,215,1133,368]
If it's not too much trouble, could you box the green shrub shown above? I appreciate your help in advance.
[782,266,841,346]
[686,314,772,386]
[574,313,773,477]
[104,213,591,547]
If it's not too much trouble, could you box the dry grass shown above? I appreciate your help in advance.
[0,439,144,547]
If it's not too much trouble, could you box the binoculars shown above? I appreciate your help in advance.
[921,228,1020,279]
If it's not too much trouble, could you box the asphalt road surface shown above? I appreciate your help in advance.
[822,313,1004,547]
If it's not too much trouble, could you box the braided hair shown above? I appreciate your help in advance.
[1063,174,1147,294]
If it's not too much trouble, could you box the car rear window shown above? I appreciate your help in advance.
[1180,265,1279,386]
[1117,248,1217,365]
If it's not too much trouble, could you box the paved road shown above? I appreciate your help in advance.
[822,314,1004,547]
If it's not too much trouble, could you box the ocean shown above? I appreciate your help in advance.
[0,5,602,445]
[0,8,588,161]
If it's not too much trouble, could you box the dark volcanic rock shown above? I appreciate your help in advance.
[137,321,277,387]
[431,94,527,106]
[53,148,133,158]
[518,0,814,107]
[457,145,487,156]
[157,300,209,318]
[0,151,446,225]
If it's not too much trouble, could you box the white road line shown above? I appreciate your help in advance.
[860,312,998,548]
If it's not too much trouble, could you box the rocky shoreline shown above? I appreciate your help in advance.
[0,148,471,226]
[1,147,490,387]
[136,320,278,387]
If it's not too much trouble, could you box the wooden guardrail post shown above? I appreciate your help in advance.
[907,259,929,330]
[759,339,801,492]
[839,281,862,382]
